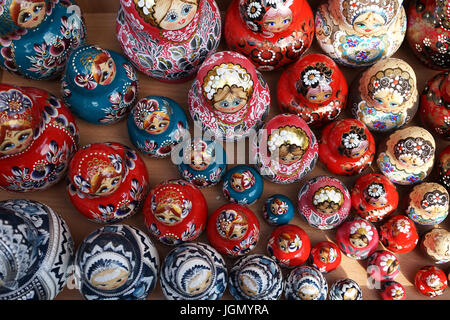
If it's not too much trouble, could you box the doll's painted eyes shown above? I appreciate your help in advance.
[283,18,291,24]
[181,4,193,16]
[389,102,398,107]
[18,132,30,142]
[375,98,384,104]
[166,10,178,22]
[356,22,366,28]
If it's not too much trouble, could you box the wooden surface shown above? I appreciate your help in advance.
[1,0,449,301]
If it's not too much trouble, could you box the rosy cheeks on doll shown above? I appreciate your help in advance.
[98,58,117,85]
[155,206,183,225]
[190,154,211,170]
[262,13,293,33]
[213,91,247,114]
[0,127,33,155]
[160,0,198,31]
[94,176,122,196]
[353,12,385,35]
[306,88,332,104]
[17,1,46,28]
[145,112,170,134]
[372,91,403,110]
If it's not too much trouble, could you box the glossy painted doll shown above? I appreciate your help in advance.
[315,0,406,67]
[189,50,270,141]
[0,0,86,80]
[350,58,418,133]
[62,45,139,125]
[116,0,221,82]
[438,145,450,190]
[0,84,79,192]
[224,0,314,71]
[277,53,348,127]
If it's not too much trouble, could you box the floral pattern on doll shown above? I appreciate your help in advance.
[230,170,255,193]
[349,220,374,248]
[177,258,213,295]
[216,209,248,241]
[133,98,171,135]
[393,137,434,168]
[270,198,288,215]
[312,186,344,215]
[363,182,387,206]
[421,189,449,214]
[267,126,310,165]
[296,62,333,104]
[319,246,338,264]
[278,232,302,253]
[338,125,369,158]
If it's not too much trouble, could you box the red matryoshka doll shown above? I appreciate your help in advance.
[253,113,318,184]
[407,0,450,70]
[206,203,260,257]
[379,214,419,254]
[319,118,375,176]
[380,281,407,300]
[67,142,148,224]
[420,71,450,140]
[277,53,348,127]
[309,241,342,273]
[415,266,448,297]
[366,250,400,282]
[336,218,379,260]
[438,145,450,190]
[0,84,79,192]
[224,0,314,71]
[116,0,221,83]
[266,224,311,268]
[189,51,270,141]
[351,173,399,222]
[143,179,208,246]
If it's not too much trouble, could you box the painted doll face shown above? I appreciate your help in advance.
[93,175,122,196]
[144,111,170,134]
[279,144,305,165]
[213,86,248,114]
[93,55,117,86]
[0,126,33,156]
[270,199,287,215]
[278,234,301,253]
[186,269,212,294]
[158,0,198,31]
[190,151,212,171]
[306,86,333,104]
[313,187,344,215]
[353,11,385,35]
[12,1,47,29]
[349,233,369,248]
[364,182,387,206]
[239,273,259,297]
[372,90,404,111]
[230,171,254,193]
[154,203,183,225]
[90,267,129,291]
[262,9,292,33]
[298,283,319,300]
[217,210,248,240]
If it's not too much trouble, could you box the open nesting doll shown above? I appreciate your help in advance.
[420,71,450,140]
[67,142,149,224]
[277,53,348,128]
[350,58,419,133]
[116,0,221,83]
[438,145,450,190]
[253,113,318,184]
[224,0,314,71]
[319,118,375,176]
[407,0,450,70]
[377,126,436,185]
[315,0,406,67]
[0,84,79,193]
[0,0,86,80]
[189,50,270,141]
[61,45,139,125]
[0,199,73,300]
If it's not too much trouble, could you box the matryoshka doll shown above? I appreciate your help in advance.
[61,45,139,125]
[143,179,208,246]
[379,214,419,254]
[406,182,449,225]
[407,0,450,70]
[422,228,450,264]
[0,0,86,80]
[315,0,406,67]
[222,165,263,205]
[177,137,227,188]
[351,173,399,222]
[336,218,379,260]
[266,224,311,268]
[0,199,73,300]
[127,96,189,158]
[366,250,400,282]
[160,242,228,300]
[224,0,314,71]
[415,266,448,297]
[377,126,436,185]
[116,0,221,83]
[297,176,351,230]
[189,51,270,141]
[420,71,450,140]
[438,145,450,190]
[67,142,149,224]
[254,113,318,184]
[0,84,79,193]
[309,241,342,273]
[328,279,363,300]
[350,58,418,133]
[262,194,295,226]
[319,118,375,176]
[380,281,407,300]
[75,224,160,300]
[284,265,328,300]
[277,53,348,127]
[228,254,283,300]
[206,203,260,257]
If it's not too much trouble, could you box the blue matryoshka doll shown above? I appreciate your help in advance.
[177,137,227,188]
[62,44,139,125]
[263,194,295,226]
[0,0,86,80]
[222,165,264,205]
[127,96,189,158]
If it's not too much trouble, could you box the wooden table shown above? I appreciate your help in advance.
[0,0,449,300]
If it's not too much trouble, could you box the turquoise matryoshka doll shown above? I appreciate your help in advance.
[0,0,86,80]
[62,44,139,125]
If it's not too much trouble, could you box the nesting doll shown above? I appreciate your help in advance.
[224,0,314,71]
[328,279,363,300]
[188,50,270,141]
[379,214,419,254]
[67,142,149,224]
[407,0,450,70]
[315,0,406,67]
[277,53,348,127]
[0,0,86,80]
[406,182,449,225]
[350,58,418,133]
[336,218,379,260]
[62,45,139,125]
[438,145,450,190]
[116,0,221,83]
[222,165,263,205]
[0,84,79,192]
[253,113,318,184]
[422,228,450,264]
[415,266,448,297]
[284,266,328,300]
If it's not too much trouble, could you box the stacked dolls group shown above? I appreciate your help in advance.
[0,0,449,301]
